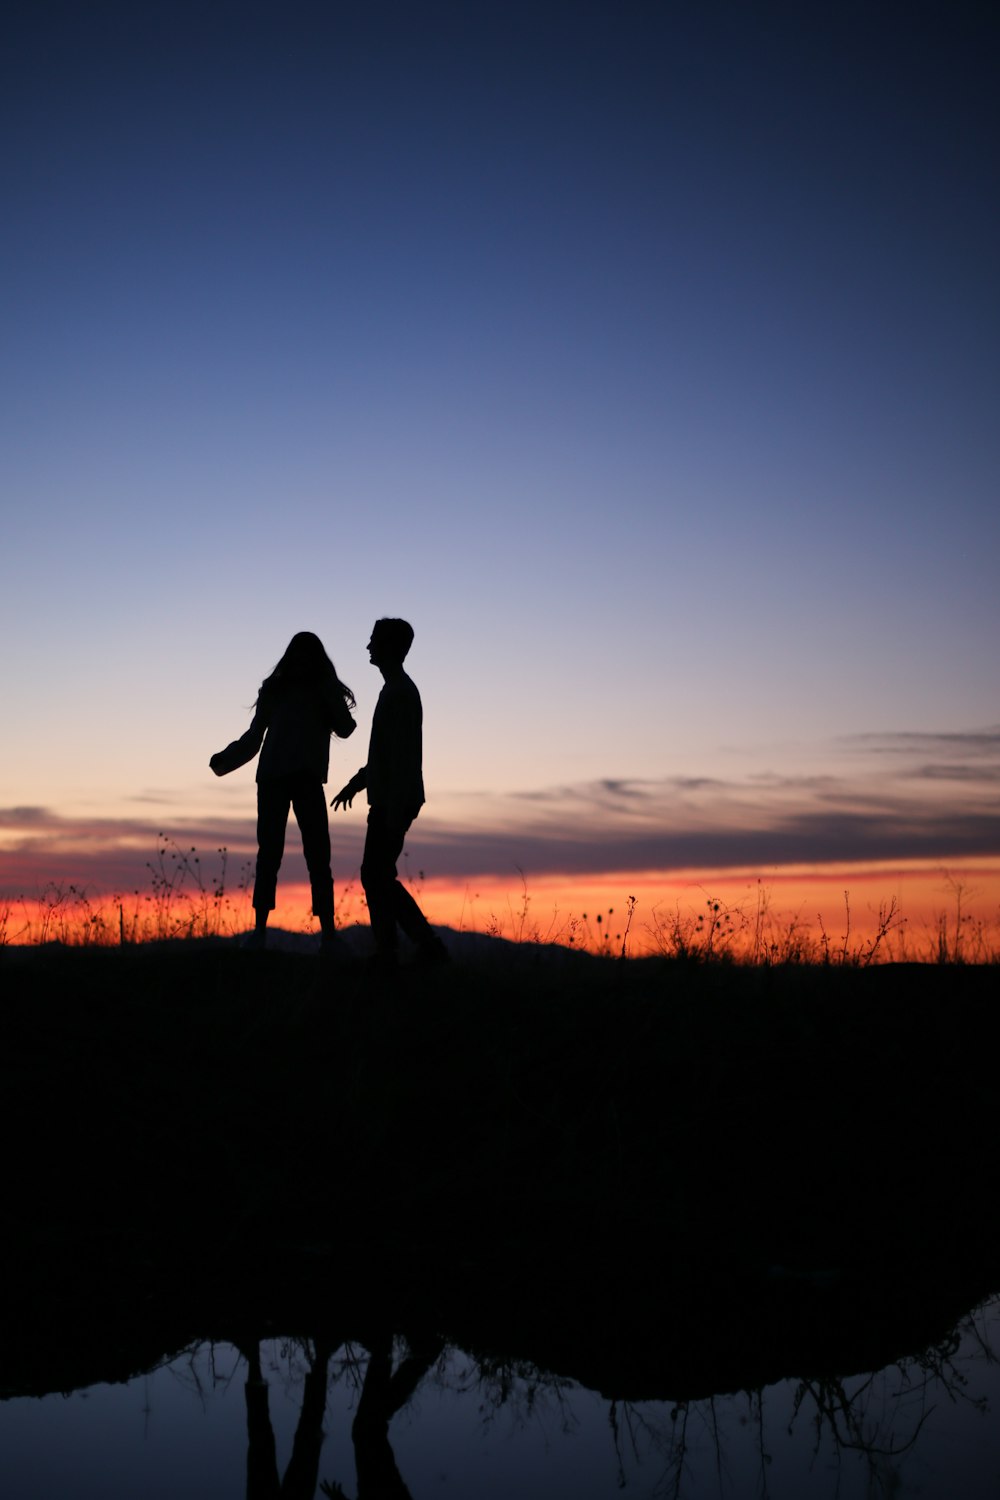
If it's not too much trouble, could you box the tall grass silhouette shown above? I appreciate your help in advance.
[2,845,997,961]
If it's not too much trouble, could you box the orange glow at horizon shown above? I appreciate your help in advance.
[8,858,998,959]
[398,859,1000,958]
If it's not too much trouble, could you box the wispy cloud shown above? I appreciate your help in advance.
[842,727,1000,760]
[0,808,258,894]
[413,729,1000,877]
[2,727,999,892]
[411,808,1000,879]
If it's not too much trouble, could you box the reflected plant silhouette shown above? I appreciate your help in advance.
[603,1299,997,1500]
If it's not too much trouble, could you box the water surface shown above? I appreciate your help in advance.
[3,1297,998,1498]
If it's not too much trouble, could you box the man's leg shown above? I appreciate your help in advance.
[361,807,448,963]
[391,854,446,955]
[360,808,407,961]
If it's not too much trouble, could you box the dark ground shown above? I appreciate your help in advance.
[1,941,997,1402]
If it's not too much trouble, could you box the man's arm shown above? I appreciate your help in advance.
[331,766,367,810]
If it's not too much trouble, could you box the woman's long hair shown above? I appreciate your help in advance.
[257,631,356,712]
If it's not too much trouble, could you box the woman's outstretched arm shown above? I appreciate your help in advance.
[209,710,267,776]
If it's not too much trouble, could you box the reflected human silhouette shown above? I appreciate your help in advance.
[240,1338,333,1500]
[238,1330,443,1500]
[332,619,448,969]
[211,632,356,950]
[321,1332,445,1500]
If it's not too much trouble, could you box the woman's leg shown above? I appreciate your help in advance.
[291,777,335,937]
[254,779,292,924]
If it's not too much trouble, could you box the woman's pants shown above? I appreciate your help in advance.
[253,775,334,928]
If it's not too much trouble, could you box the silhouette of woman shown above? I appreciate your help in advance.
[210,632,356,949]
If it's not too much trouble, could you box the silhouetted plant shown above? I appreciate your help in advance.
[647,893,746,963]
[644,885,921,967]
[3,849,999,961]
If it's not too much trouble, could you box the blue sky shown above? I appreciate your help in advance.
[2,0,998,898]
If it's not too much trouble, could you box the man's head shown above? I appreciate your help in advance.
[368,617,414,669]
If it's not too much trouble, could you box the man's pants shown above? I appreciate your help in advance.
[254,775,334,927]
[360,806,437,957]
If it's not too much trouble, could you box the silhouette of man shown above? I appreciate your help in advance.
[332,619,448,969]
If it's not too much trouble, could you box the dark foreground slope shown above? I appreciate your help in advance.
[1,941,997,1401]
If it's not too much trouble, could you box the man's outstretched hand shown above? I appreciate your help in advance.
[332,779,358,811]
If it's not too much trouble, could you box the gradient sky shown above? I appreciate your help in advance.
[2,1,998,918]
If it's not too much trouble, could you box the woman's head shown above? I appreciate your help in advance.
[259,632,355,708]
[276,631,332,679]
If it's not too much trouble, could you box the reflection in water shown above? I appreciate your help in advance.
[231,1332,447,1500]
[605,1300,998,1498]
[241,1338,333,1500]
[323,1332,444,1500]
[6,947,999,1495]
[7,1304,989,1499]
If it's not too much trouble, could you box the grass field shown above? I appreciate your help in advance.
[4,843,999,965]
